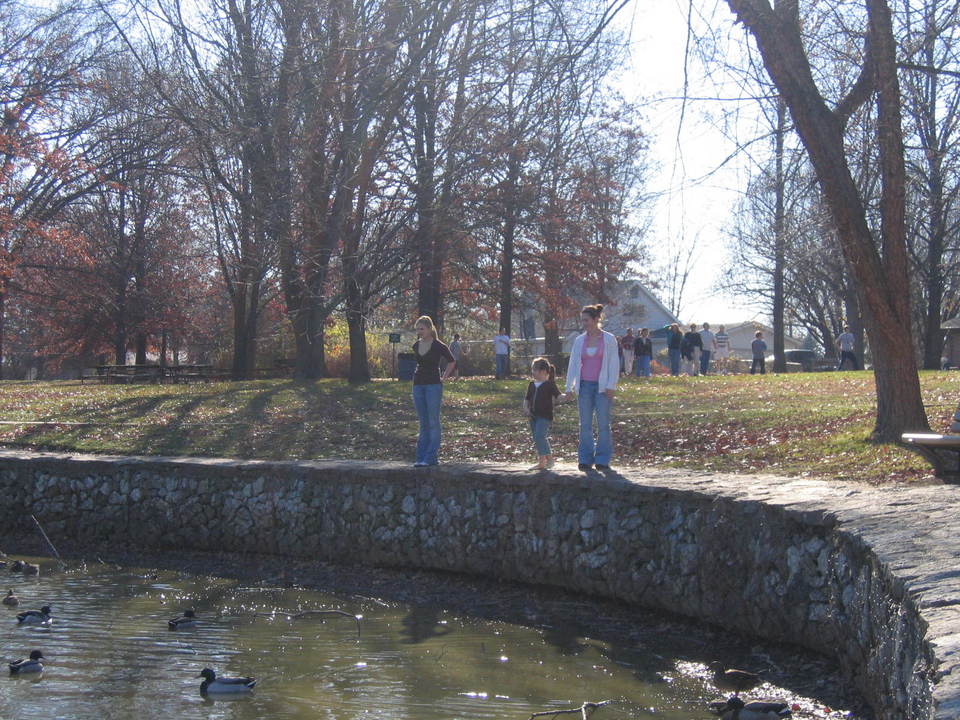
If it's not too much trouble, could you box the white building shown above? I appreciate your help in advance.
[718,321,804,359]
[562,279,682,353]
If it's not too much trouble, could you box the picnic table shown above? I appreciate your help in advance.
[83,364,215,384]
[162,364,215,383]
[86,364,163,384]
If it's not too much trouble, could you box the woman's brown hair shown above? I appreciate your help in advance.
[581,304,604,320]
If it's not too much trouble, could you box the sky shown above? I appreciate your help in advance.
[617,0,772,326]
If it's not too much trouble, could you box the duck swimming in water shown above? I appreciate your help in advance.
[710,662,762,696]
[21,563,39,576]
[168,609,197,630]
[16,605,51,625]
[2,590,19,606]
[9,650,43,675]
[197,667,255,695]
[708,696,791,720]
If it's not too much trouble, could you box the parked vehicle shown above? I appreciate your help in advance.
[764,349,835,372]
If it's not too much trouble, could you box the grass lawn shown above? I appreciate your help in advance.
[0,371,955,483]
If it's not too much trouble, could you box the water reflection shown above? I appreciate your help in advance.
[0,557,863,720]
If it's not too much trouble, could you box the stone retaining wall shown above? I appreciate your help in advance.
[0,450,955,718]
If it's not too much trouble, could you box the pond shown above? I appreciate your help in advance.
[0,556,865,720]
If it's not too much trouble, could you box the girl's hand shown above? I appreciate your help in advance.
[605,389,615,400]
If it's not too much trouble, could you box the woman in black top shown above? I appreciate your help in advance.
[412,316,456,466]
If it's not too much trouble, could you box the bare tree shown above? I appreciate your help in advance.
[900,0,960,368]
[723,0,929,440]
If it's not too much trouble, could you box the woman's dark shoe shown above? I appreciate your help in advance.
[595,463,611,471]
[578,463,592,471]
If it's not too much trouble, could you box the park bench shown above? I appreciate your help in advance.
[902,432,960,482]
[86,365,163,384]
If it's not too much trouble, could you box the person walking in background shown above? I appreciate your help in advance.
[493,328,511,379]
[682,323,702,376]
[750,330,767,375]
[564,304,620,471]
[667,323,683,376]
[699,322,716,375]
[524,357,564,470]
[621,328,635,376]
[714,325,730,374]
[411,316,456,467]
[836,325,859,370]
[449,333,463,379]
[634,328,653,377]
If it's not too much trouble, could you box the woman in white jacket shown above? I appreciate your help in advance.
[564,304,619,471]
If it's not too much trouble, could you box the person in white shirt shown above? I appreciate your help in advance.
[621,328,635,376]
[714,325,731,374]
[493,330,511,379]
[564,304,620,471]
[699,323,717,375]
[835,325,859,370]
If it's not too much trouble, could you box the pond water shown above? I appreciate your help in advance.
[0,557,862,720]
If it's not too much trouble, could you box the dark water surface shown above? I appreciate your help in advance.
[0,557,864,720]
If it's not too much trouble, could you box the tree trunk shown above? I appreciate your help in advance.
[135,333,147,365]
[498,151,523,375]
[723,0,929,439]
[772,96,787,373]
[0,288,6,381]
[346,279,371,384]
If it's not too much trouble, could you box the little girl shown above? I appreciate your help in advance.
[523,357,563,470]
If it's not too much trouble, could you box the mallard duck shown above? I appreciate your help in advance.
[197,667,255,694]
[9,650,43,675]
[2,590,19,607]
[16,605,51,625]
[168,609,197,630]
[708,696,791,719]
[21,563,39,576]
[9,560,23,573]
[710,662,762,695]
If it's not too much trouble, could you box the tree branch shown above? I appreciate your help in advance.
[527,700,614,720]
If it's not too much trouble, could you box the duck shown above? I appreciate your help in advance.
[16,605,51,625]
[197,667,256,694]
[168,609,197,630]
[9,560,23,573]
[710,662,763,696]
[708,696,791,720]
[2,590,19,607]
[21,563,39,576]
[9,650,43,675]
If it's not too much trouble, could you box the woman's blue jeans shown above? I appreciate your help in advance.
[577,380,612,466]
[668,348,681,376]
[636,355,651,377]
[412,383,443,464]
[530,417,551,456]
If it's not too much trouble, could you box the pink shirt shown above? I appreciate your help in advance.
[580,333,604,382]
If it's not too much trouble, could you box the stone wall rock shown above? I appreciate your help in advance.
[0,450,953,718]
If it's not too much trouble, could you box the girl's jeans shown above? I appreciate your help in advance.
[530,417,551,456]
